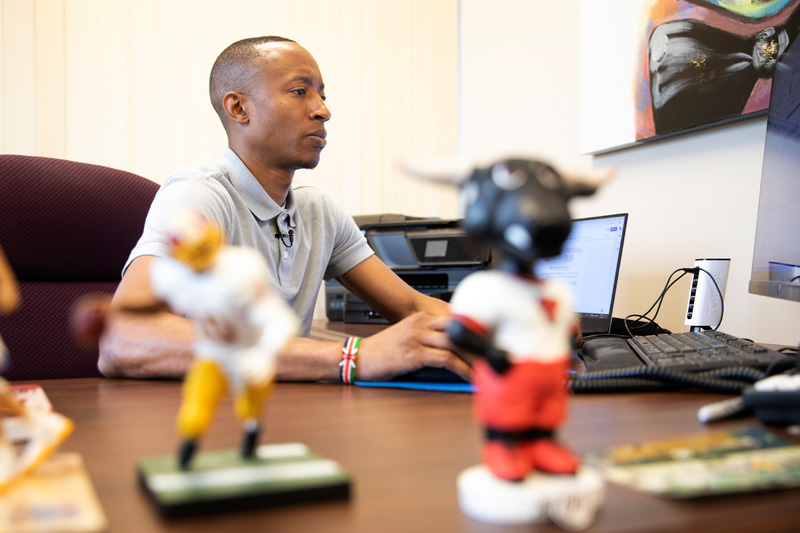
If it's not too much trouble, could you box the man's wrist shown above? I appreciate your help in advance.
[339,336,361,384]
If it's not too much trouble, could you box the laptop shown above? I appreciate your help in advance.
[534,213,628,335]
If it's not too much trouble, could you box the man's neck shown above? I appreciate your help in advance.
[229,145,293,206]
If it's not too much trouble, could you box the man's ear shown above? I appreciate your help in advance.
[222,92,249,124]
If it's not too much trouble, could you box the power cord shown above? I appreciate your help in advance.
[570,359,798,395]
[571,366,762,395]
[621,266,724,338]
[583,266,721,343]
[621,267,691,338]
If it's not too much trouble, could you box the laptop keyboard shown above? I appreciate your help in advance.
[626,330,781,372]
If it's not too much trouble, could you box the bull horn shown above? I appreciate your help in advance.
[397,156,474,186]
[560,166,616,191]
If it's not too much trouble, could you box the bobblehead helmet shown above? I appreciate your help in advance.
[460,159,600,272]
[165,209,224,272]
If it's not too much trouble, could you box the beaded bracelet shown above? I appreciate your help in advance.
[339,336,361,384]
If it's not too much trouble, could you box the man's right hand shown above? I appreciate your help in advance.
[354,312,472,382]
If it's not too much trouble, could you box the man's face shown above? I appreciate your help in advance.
[242,42,331,171]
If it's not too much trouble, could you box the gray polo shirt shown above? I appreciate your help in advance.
[124,148,373,335]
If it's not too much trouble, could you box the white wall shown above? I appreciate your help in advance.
[460,0,800,346]
[0,0,459,220]
[1,0,462,322]
[4,0,798,344]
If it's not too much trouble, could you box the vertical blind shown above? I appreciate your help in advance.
[1,0,459,219]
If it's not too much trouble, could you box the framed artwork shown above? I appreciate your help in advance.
[580,0,800,154]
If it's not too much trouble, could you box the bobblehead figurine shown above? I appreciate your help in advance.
[0,245,73,492]
[78,209,351,517]
[406,159,607,530]
[149,209,300,469]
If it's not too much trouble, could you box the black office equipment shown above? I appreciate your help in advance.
[325,215,489,323]
[327,213,628,334]
[576,337,646,372]
[743,382,800,426]
[392,367,466,383]
[579,330,785,374]
[748,26,800,304]
[626,330,780,371]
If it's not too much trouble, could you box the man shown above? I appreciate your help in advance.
[97,36,470,382]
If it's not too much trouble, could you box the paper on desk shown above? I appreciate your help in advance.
[584,425,800,498]
[2,385,54,443]
[0,452,108,533]
[355,381,476,392]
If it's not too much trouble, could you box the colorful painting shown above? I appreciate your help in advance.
[580,0,800,154]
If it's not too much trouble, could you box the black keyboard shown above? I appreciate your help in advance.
[626,330,781,372]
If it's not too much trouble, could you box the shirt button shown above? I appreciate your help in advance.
[283,250,289,259]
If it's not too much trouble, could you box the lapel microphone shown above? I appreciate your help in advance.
[275,229,294,248]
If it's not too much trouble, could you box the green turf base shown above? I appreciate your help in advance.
[138,442,351,518]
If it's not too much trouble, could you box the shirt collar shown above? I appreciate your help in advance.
[222,148,297,226]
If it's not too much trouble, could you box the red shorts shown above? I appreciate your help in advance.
[474,357,569,430]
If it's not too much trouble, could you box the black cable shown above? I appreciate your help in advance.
[576,365,766,383]
[570,377,682,393]
[621,266,726,338]
[570,366,766,395]
[623,268,693,338]
[582,332,630,342]
[697,366,768,381]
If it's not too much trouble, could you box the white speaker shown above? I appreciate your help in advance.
[685,258,730,330]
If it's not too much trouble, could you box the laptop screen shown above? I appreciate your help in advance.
[534,213,628,334]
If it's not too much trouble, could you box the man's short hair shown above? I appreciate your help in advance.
[209,36,296,127]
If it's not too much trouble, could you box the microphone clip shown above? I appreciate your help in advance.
[275,229,294,248]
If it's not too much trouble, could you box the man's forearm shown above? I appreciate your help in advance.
[276,337,343,382]
[98,311,340,382]
[97,300,464,383]
[98,311,195,379]
[413,293,451,316]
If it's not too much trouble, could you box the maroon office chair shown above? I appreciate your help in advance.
[0,155,159,380]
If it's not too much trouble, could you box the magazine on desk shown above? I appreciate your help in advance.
[583,425,800,499]
[2,384,53,442]
[1,384,108,533]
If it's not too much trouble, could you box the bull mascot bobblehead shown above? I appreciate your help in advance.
[406,158,609,530]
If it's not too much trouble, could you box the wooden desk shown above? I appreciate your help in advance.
[12,321,799,532]
[21,374,798,533]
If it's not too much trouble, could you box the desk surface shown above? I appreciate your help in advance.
[22,378,798,533]
[14,320,800,532]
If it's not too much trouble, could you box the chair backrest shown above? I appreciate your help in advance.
[0,155,159,380]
